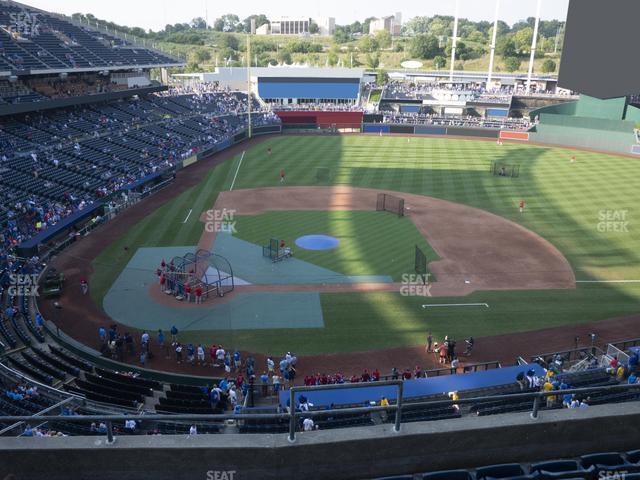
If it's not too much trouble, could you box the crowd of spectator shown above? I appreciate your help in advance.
[0,88,280,261]
[381,112,531,130]
[272,102,363,112]
[382,80,514,103]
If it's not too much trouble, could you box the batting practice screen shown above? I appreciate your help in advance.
[376,193,405,217]
[414,245,428,284]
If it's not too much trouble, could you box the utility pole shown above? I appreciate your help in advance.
[487,0,501,86]
[449,0,460,82]
[526,0,542,93]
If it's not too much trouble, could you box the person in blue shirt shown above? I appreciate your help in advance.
[98,326,106,343]
[170,325,178,343]
[629,373,638,384]
[158,328,164,349]
[209,388,219,406]
[219,378,229,392]
[23,425,34,437]
[35,313,44,331]
[233,350,241,370]
[260,372,269,397]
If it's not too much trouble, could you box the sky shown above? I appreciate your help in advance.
[22,0,570,33]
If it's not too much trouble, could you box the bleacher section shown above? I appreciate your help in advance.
[0,1,182,72]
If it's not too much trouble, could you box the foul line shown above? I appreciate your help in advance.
[182,209,193,224]
[422,303,489,308]
[576,280,640,284]
[229,151,245,191]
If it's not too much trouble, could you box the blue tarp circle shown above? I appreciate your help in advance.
[295,235,340,251]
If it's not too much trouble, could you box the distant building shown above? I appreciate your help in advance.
[256,23,270,35]
[369,14,402,36]
[256,16,335,36]
[313,16,335,36]
[270,17,310,35]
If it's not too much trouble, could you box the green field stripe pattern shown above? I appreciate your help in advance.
[91,136,640,355]
[231,210,438,282]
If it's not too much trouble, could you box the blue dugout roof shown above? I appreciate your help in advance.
[279,364,545,408]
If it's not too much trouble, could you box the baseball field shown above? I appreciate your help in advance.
[87,135,640,356]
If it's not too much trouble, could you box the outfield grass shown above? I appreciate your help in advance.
[232,210,439,281]
[90,135,640,355]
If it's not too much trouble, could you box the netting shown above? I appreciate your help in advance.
[414,245,428,284]
[376,193,405,217]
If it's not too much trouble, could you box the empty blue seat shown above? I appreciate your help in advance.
[374,476,414,480]
[476,464,525,480]
[422,470,474,480]
[580,453,637,472]
[628,451,640,464]
[530,461,581,474]
[529,460,594,479]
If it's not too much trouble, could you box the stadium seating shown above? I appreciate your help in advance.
[0,89,279,253]
[0,3,181,71]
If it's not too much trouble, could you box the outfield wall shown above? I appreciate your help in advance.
[2,402,639,480]
[275,110,364,129]
[362,123,499,139]
[529,121,638,156]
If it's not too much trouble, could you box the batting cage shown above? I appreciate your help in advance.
[491,161,520,178]
[414,245,428,284]
[163,249,234,300]
[376,193,405,217]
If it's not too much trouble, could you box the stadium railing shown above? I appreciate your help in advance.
[1,382,639,441]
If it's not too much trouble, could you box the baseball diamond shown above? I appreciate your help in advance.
[2,2,640,478]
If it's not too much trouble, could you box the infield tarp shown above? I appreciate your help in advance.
[103,246,325,331]
[279,364,545,408]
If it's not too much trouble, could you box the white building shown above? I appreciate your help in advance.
[256,16,335,36]
[314,16,335,36]
[369,14,402,36]
[255,23,270,35]
[270,17,310,35]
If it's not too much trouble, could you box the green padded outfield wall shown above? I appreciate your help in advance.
[538,113,636,133]
[529,100,578,120]
[574,95,627,120]
[625,105,640,125]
